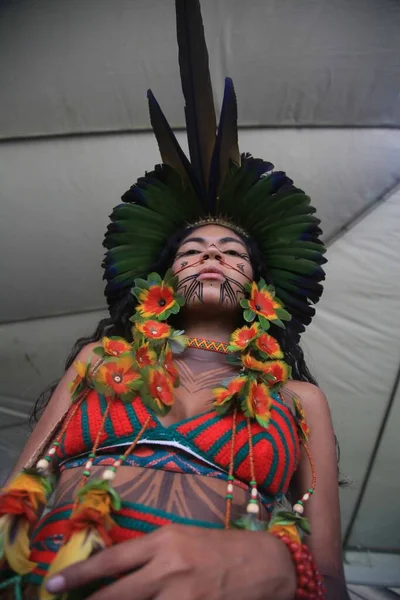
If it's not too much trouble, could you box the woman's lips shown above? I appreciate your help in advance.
[197,271,225,281]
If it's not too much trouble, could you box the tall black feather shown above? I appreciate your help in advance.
[209,77,240,205]
[147,89,199,194]
[176,0,217,203]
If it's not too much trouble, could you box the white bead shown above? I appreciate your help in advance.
[302,493,310,501]
[85,461,93,469]
[251,488,258,498]
[226,484,234,494]
[114,460,122,468]
[102,469,116,481]
[156,386,162,392]
[293,503,304,514]
[36,459,50,471]
[246,503,260,515]
[48,447,56,456]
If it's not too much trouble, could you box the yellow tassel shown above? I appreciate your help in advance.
[1,515,36,575]
[40,528,106,600]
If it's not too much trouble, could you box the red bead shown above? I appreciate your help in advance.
[294,551,303,563]
[289,541,299,552]
[281,535,290,544]
[296,563,306,574]
[304,568,313,579]
[295,590,308,599]
[307,580,317,592]
[298,576,309,588]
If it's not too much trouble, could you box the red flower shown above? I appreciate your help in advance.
[241,353,267,373]
[229,324,260,352]
[262,360,290,385]
[255,333,283,359]
[243,381,273,428]
[163,346,179,385]
[95,357,142,400]
[213,376,248,407]
[248,282,281,320]
[102,336,132,357]
[135,320,172,340]
[135,343,157,367]
[148,369,175,410]
[136,284,176,319]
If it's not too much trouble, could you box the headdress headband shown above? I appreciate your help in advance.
[103,0,327,337]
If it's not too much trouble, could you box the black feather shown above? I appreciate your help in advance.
[176,0,216,199]
[209,78,240,205]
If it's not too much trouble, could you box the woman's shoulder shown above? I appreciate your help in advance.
[282,380,329,415]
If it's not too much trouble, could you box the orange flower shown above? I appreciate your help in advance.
[255,333,283,359]
[243,381,273,428]
[164,346,179,385]
[241,353,267,373]
[213,376,248,407]
[135,343,157,367]
[95,357,142,400]
[136,284,177,319]
[135,320,172,340]
[148,369,175,411]
[248,282,281,320]
[262,360,290,385]
[102,336,132,357]
[229,324,260,352]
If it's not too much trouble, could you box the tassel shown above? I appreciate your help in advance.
[0,470,53,575]
[41,481,119,600]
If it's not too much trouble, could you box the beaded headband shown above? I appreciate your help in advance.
[187,216,249,238]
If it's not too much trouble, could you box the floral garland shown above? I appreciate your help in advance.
[213,278,292,429]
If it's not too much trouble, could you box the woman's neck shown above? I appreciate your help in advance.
[181,311,238,343]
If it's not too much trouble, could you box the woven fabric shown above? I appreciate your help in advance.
[18,501,222,587]
[57,391,300,499]
[187,338,229,354]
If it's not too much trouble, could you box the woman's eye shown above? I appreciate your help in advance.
[183,249,201,256]
[225,250,244,257]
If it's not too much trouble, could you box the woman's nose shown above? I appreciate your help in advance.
[202,246,222,261]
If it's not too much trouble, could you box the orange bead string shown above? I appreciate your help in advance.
[224,408,237,529]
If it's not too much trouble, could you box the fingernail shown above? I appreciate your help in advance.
[46,575,66,593]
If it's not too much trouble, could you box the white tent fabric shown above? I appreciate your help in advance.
[0,0,399,556]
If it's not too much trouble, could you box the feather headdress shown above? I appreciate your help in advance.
[103,0,326,337]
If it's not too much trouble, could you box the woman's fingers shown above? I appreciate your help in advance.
[45,535,155,594]
[86,564,159,600]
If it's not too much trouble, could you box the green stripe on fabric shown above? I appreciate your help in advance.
[116,501,223,529]
[207,419,247,458]
[99,393,116,440]
[80,396,92,450]
[32,508,72,536]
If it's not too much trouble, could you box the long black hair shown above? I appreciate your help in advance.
[32,226,317,424]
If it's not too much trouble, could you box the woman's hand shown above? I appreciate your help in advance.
[46,525,296,600]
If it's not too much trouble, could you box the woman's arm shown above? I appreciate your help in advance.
[5,342,98,484]
[285,381,350,599]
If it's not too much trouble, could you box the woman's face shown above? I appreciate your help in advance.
[171,224,254,312]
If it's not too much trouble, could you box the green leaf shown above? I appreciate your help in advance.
[232,514,268,531]
[133,278,150,290]
[240,298,250,309]
[131,287,144,301]
[272,318,285,329]
[93,346,105,357]
[258,315,270,330]
[275,308,291,321]
[147,272,162,285]
[243,309,256,322]
[107,485,122,511]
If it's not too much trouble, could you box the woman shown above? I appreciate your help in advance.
[0,1,349,598]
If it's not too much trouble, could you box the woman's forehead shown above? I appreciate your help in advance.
[179,224,245,246]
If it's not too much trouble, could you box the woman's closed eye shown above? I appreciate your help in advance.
[224,249,249,259]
